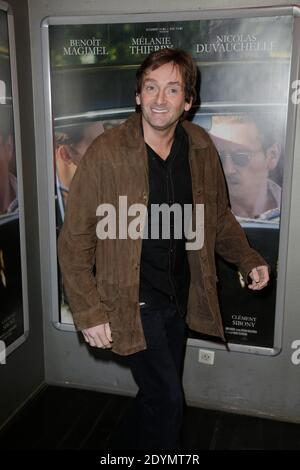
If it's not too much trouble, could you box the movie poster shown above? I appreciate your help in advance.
[0,7,26,356]
[48,15,292,348]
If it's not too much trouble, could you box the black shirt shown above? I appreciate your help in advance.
[139,123,193,316]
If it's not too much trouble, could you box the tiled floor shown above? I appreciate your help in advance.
[0,385,299,450]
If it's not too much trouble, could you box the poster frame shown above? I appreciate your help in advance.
[41,5,300,356]
[0,1,29,359]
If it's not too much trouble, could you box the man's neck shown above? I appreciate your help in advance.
[231,181,271,218]
[142,118,178,160]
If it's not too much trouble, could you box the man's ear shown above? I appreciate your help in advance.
[56,145,73,165]
[136,93,141,106]
[184,97,193,112]
[266,142,281,171]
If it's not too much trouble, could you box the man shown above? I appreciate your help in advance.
[55,120,105,209]
[58,49,269,450]
[0,105,17,215]
[209,114,282,221]
[55,121,105,323]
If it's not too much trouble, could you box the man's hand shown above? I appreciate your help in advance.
[82,323,113,349]
[248,265,269,291]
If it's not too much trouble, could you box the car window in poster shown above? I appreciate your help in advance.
[47,14,292,351]
[0,5,28,359]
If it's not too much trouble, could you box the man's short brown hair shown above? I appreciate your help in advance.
[135,48,198,105]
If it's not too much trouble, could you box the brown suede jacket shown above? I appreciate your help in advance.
[58,113,267,355]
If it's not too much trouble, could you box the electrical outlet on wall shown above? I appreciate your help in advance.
[198,349,215,365]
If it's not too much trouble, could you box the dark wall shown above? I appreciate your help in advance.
[0,0,44,428]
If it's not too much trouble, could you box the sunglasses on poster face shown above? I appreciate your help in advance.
[218,150,257,167]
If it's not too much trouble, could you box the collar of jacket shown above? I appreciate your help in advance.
[122,113,210,151]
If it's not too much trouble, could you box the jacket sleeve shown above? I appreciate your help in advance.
[212,144,268,282]
[57,144,109,330]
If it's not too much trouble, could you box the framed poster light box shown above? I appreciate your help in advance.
[0,1,29,362]
[41,6,300,356]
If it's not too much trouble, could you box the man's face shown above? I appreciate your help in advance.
[210,121,272,201]
[136,62,192,133]
[68,121,104,166]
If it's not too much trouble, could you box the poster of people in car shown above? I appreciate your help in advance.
[48,14,292,348]
[0,6,27,358]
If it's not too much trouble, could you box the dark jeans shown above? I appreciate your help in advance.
[116,304,187,451]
